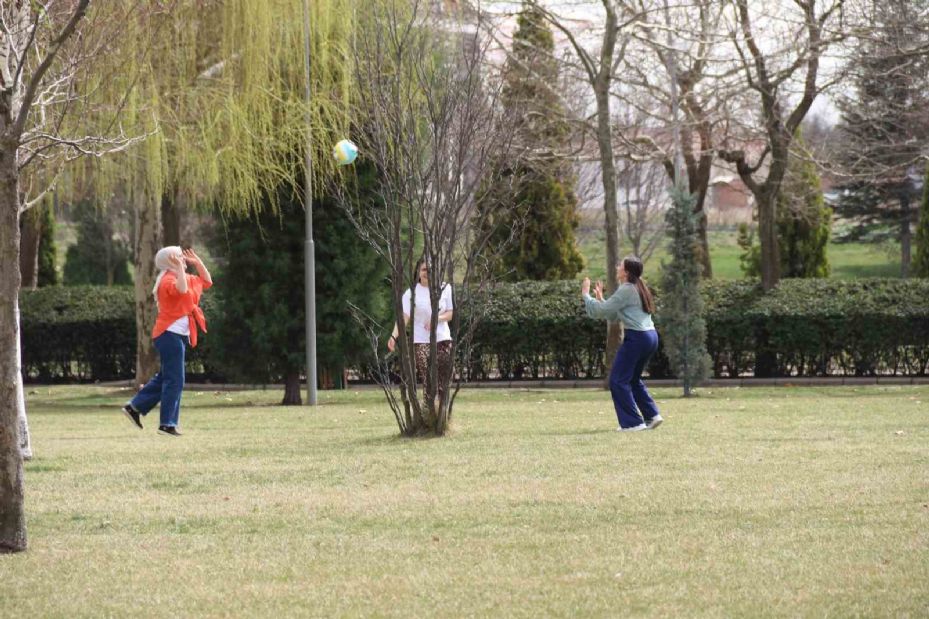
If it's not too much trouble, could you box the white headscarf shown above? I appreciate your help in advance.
[152,246,183,302]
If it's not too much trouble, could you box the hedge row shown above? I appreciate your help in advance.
[18,278,929,382]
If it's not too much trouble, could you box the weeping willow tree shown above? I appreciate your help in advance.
[73,0,357,380]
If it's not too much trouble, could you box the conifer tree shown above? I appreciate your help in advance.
[914,166,929,278]
[659,188,710,396]
[477,2,583,281]
[739,137,831,278]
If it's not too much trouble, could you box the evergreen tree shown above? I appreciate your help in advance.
[834,0,929,276]
[63,202,132,286]
[914,166,929,278]
[659,188,711,396]
[207,162,387,404]
[739,137,831,278]
[476,2,583,281]
[37,204,58,287]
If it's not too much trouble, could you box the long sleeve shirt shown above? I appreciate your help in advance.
[583,282,655,331]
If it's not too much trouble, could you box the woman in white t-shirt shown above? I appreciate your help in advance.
[387,258,454,404]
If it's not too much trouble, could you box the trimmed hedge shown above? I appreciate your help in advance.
[18,278,929,382]
[19,286,219,383]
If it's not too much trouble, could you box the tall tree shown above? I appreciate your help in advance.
[739,135,831,279]
[718,0,845,291]
[526,0,636,362]
[620,0,732,278]
[82,0,357,383]
[477,2,584,281]
[914,166,929,279]
[0,0,140,555]
[833,0,929,277]
[207,164,387,404]
[345,0,519,436]
[659,187,711,396]
[62,201,133,286]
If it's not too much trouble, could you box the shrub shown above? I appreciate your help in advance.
[19,279,929,382]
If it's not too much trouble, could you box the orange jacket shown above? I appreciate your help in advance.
[152,272,211,347]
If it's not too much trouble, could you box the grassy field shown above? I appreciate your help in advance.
[2,385,927,617]
[577,227,902,282]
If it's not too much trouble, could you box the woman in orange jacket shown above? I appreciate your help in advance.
[122,246,212,436]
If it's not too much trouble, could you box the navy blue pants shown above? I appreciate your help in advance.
[130,331,186,428]
[609,328,660,428]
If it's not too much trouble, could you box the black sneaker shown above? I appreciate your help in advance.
[122,404,143,430]
[158,426,183,437]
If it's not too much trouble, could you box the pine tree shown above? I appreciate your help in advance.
[834,0,929,276]
[476,1,583,281]
[207,162,387,404]
[739,137,831,278]
[660,187,711,396]
[914,165,929,278]
[37,204,58,287]
[63,202,133,286]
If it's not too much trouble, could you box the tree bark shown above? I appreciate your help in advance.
[15,304,31,461]
[0,140,27,553]
[594,5,623,369]
[18,211,40,290]
[161,190,182,248]
[282,372,303,405]
[757,188,780,291]
[134,190,161,383]
[901,192,911,278]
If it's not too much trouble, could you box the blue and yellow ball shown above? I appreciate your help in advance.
[333,139,358,166]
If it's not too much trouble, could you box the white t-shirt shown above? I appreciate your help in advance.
[166,315,190,336]
[402,283,453,344]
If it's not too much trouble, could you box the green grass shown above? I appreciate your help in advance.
[577,228,902,282]
[2,385,927,617]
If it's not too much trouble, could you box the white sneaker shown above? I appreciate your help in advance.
[646,415,664,430]
[617,423,648,432]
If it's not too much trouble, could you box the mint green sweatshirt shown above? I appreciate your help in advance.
[584,283,655,331]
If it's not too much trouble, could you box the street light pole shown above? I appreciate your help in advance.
[302,0,318,406]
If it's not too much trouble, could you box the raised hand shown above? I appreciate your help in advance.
[183,248,202,266]
[594,280,604,301]
[581,277,591,297]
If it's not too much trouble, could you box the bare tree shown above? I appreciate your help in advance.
[343,0,518,436]
[718,0,846,291]
[616,156,667,261]
[616,0,738,278]
[832,0,929,277]
[1,1,148,553]
[521,0,644,362]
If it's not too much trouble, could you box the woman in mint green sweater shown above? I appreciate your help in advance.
[582,256,663,432]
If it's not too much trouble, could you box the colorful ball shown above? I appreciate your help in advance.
[333,139,358,165]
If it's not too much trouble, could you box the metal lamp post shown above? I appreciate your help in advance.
[302,0,318,406]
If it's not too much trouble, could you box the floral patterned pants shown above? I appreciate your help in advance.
[414,340,453,403]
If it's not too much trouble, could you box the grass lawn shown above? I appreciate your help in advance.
[577,227,902,282]
[2,385,927,617]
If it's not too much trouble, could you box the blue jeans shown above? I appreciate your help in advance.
[609,328,660,428]
[130,332,186,427]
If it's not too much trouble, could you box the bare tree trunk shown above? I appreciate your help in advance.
[134,190,161,383]
[901,192,911,278]
[282,372,302,405]
[18,211,40,290]
[0,142,27,553]
[758,189,780,290]
[14,304,31,461]
[594,10,624,371]
[161,190,181,248]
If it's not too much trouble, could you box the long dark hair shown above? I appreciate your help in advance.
[623,255,655,314]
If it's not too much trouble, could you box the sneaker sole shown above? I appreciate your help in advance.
[648,418,663,430]
[122,409,142,430]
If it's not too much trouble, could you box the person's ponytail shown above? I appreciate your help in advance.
[622,256,655,314]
